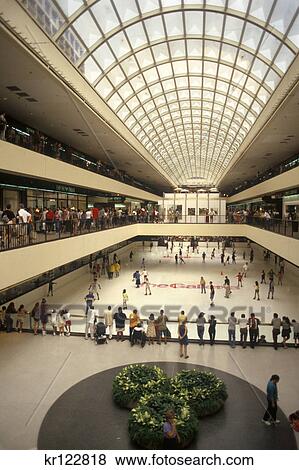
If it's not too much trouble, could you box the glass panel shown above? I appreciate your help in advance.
[112,0,139,22]
[56,0,84,18]
[93,43,115,70]
[91,0,120,34]
[185,11,203,35]
[126,22,148,48]
[269,0,298,34]
[73,11,102,47]
[145,16,165,41]
[82,56,101,83]
[164,12,184,36]
[109,31,131,59]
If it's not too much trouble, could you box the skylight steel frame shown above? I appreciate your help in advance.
[19,0,299,186]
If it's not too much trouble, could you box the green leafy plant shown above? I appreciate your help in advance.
[112,364,168,409]
[170,370,228,417]
[128,392,198,449]
[112,365,228,449]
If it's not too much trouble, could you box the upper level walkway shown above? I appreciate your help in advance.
[0,214,297,252]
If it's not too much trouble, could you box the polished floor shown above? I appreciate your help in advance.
[0,242,298,449]
[38,362,296,450]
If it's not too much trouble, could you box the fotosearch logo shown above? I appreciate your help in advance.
[46,303,267,323]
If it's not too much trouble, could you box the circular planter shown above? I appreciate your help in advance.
[170,370,228,417]
[112,364,168,409]
[128,392,199,449]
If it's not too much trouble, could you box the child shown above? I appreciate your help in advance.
[147,313,156,345]
[122,289,128,309]
[57,310,65,336]
[16,304,28,333]
[63,309,71,336]
[49,309,58,336]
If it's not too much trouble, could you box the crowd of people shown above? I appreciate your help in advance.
[0,112,156,193]
[0,203,160,249]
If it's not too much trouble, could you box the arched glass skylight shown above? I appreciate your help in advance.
[20,0,299,186]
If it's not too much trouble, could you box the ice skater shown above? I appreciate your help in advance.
[253,281,260,300]
[144,275,152,295]
[209,281,215,306]
[89,279,101,300]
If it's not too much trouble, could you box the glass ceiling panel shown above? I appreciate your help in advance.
[20,0,299,186]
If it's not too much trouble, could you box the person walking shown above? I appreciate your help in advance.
[178,320,189,359]
[239,313,248,348]
[253,281,260,300]
[196,312,205,345]
[208,315,217,345]
[281,316,291,349]
[199,276,206,293]
[228,312,237,348]
[104,305,113,340]
[267,280,274,300]
[209,281,215,306]
[262,375,280,426]
[122,289,128,309]
[144,275,152,295]
[271,313,281,350]
[248,313,259,348]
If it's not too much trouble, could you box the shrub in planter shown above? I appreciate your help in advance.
[128,391,199,449]
[170,370,228,417]
[112,364,168,409]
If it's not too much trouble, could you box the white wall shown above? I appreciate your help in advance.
[0,140,159,202]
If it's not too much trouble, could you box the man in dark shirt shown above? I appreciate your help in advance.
[2,204,15,222]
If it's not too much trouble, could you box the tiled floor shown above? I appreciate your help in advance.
[0,242,298,449]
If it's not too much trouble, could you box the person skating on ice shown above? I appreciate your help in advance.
[261,270,266,284]
[199,276,206,293]
[133,270,141,288]
[236,272,243,288]
[253,281,260,300]
[144,275,152,295]
[209,281,215,306]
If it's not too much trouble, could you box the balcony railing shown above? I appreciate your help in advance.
[0,214,298,252]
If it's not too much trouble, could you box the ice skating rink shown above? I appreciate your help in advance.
[0,241,298,449]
